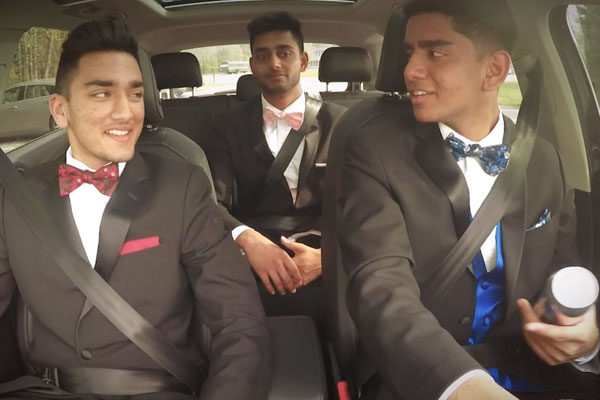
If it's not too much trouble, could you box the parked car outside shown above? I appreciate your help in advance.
[0,78,57,140]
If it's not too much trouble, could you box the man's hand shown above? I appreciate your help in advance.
[280,236,322,286]
[518,299,599,366]
[449,376,517,400]
[236,230,302,295]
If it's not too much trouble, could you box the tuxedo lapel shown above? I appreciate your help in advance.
[40,157,88,262]
[78,152,149,320]
[296,101,322,199]
[246,96,274,164]
[414,123,471,238]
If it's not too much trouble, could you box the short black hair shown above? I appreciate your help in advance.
[403,0,516,54]
[247,11,304,52]
[55,17,139,98]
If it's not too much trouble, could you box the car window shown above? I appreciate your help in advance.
[3,87,22,103]
[499,63,522,122]
[1,27,67,151]
[160,43,346,99]
[24,84,54,99]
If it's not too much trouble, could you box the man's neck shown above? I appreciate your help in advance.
[262,87,303,110]
[446,103,500,142]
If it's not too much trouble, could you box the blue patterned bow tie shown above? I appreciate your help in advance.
[444,134,510,176]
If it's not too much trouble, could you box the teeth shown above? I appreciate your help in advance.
[106,129,128,136]
[412,91,428,96]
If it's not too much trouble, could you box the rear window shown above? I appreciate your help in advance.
[159,43,347,99]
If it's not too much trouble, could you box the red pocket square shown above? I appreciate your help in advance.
[119,236,160,255]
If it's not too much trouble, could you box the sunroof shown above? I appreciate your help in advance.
[157,0,357,9]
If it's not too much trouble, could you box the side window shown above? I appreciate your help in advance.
[24,84,53,99]
[0,27,67,150]
[3,87,22,103]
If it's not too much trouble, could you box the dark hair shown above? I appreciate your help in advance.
[247,11,304,52]
[55,18,138,98]
[403,0,516,54]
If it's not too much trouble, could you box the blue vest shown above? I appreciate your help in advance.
[467,223,543,392]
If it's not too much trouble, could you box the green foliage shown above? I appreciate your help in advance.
[8,27,68,86]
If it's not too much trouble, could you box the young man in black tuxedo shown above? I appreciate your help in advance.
[338,1,600,399]
[0,18,270,400]
[208,12,345,324]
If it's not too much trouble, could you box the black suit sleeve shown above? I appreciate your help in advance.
[180,166,271,400]
[0,189,16,319]
[338,131,482,400]
[206,112,246,232]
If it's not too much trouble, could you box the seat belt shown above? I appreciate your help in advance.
[0,155,201,392]
[429,62,542,308]
[243,95,322,213]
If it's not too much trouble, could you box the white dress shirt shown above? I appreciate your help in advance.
[232,93,306,240]
[65,147,125,266]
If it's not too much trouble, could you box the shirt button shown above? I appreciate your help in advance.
[81,349,93,360]
[483,316,491,326]
[459,316,472,326]
[480,281,490,289]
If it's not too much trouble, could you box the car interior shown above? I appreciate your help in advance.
[1,0,600,398]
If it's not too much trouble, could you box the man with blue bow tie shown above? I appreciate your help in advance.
[338,0,600,399]
[208,11,345,325]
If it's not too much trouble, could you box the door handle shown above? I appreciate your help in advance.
[9,105,18,110]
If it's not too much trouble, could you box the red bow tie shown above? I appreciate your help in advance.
[263,106,304,131]
[58,163,119,197]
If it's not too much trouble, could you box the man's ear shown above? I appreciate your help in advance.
[300,52,308,72]
[249,56,256,75]
[483,50,511,92]
[49,93,69,129]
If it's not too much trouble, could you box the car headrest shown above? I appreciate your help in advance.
[151,52,203,90]
[236,74,261,101]
[375,6,408,93]
[318,47,372,84]
[138,47,164,125]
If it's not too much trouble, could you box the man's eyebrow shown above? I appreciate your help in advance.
[404,39,454,50]
[84,80,144,88]
[84,80,115,87]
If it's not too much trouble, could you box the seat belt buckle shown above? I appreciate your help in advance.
[41,367,60,388]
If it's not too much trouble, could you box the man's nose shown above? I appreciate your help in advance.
[270,55,282,69]
[111,93,135,120]
[404,53,426,82]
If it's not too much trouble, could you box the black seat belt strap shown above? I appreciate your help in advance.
[430,62,542,308]
[263,95,322,193]
[0,157,201,392]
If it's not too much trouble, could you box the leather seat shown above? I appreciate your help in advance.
[320,6,412,396]
[151,52,230,149]
[318,46,383,108]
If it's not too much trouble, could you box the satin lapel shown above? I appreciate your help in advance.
[414,123,471,238]
[247,96,274,164]
[41,157,88,262]
[296,106,321,199]
[499,117,527,318]
[78,153,149,320]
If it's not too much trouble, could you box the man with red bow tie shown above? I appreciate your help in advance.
[0,18,270,400]
[208,11,345,325]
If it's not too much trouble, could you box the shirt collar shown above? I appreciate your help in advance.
[438,109,504,146]
[261,91,306,114]
[66,146,126,175]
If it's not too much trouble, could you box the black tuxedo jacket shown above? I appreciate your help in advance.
[338,112,591,399]
[208,94,346,240]
[0,152,271,400]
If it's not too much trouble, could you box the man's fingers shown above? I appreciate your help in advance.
[276,266,297,294]
[258,273,276,295]
[280,236,308,253]
[301,269,321,286]
[517,298,541,324]
[281,254,303,287]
